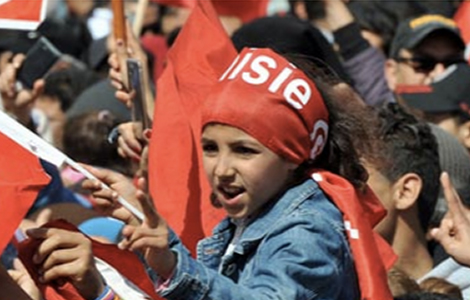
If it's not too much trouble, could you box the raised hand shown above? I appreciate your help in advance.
[0,54,44,125]
[118,177,176,279]
[430,172,470,267]
[81,165,143,226]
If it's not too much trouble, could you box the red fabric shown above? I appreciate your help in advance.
[454,0,470,63]
[313,170,396,300]
[212,0,269,23]
[141,33,169,80]
[395,84,433,94]
[0,0,44,22]
[16,220,160,300]
[152,0,268,23]
[202,47,329,164]
[148,0,236,253]
[0,131,50,254]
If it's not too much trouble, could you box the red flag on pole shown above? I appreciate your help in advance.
[0,0,48,30]
[455,0,470,63]
[148,0,236,253]
[0,131,50,254]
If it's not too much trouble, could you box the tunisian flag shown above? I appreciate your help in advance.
[0,131,50,254]
[454,0,470,62]
[0,0,48,30]
[148,0,236,253]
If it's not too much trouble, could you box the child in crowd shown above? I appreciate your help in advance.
[82,48,392,299]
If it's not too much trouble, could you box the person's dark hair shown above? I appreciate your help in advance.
[231,16,351,84]
[371,103,440,232]
[388,267,421,297]
[394,292,461,300]
[62,111,134,177]
[419,277,463,300]
[304,0,326,21]
[286,54,380,189]
[44,68,101,112]
[38,17,93,59]
[347,0,419,55]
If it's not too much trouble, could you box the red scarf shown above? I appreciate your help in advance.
[313,170,396,300]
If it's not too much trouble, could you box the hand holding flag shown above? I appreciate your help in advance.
[0,109,145,222]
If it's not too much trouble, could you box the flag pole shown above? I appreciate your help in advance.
[111,0,129,90]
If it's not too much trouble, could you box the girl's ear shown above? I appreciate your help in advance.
[392,173,422,211]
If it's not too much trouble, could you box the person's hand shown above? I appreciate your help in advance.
[430,172,470,267]
[118,177,176,279]
[8,259,43,300]
[0,54,44,125]
[25,228,105,300]
[115,122,144,161]
[81,165,142,226]
[108,22,152,107]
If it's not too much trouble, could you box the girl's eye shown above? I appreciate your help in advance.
[234,146,258,156]
[202,142,218,154]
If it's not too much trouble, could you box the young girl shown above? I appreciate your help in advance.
[84,47,391,299]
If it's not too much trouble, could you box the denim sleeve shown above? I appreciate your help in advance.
[157,211,357,300]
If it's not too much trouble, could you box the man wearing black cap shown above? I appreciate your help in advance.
[398,63,470,152]
[385,14,466,91]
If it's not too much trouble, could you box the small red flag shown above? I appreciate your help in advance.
[0,0,48,30]
[0,131,50,254]
[148,0,236,253]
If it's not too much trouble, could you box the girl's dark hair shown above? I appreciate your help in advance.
[285,54,380,189]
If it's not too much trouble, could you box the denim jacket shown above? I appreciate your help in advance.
[156,178,359,300]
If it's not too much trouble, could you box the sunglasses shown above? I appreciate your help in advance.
[395,56,467,73]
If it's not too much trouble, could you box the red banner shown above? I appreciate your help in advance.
[0,0,47,30]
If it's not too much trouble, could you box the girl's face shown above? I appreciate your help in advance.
[202,124,297,219]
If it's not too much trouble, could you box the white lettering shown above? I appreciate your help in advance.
[228,52,253,80]
[268,67,293,93]
[310,120,328,159]
[284,79,311,109]
[242,55,276,85]
[220,54,241,81]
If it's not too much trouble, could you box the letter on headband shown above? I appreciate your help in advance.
[202,47,329,164]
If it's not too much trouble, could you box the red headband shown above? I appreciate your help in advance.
[202,48,329,164]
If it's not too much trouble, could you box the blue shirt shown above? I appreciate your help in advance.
[156,178,360,300]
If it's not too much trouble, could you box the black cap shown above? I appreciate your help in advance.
[389,14,465,58]
[398,63,470,117]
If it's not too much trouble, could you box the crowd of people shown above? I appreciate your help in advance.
[2,0,470,299]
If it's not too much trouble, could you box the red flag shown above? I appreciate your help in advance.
[212,0,269,23]
[0,131,50,254]
[0,0,48,30]
[313,170,396,300]
[17,220,160,300]
[152,0,268,23]
[454,0,470,62]
[148,0,236,253]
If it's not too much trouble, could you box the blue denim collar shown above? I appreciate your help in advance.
[210,179,319,254]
